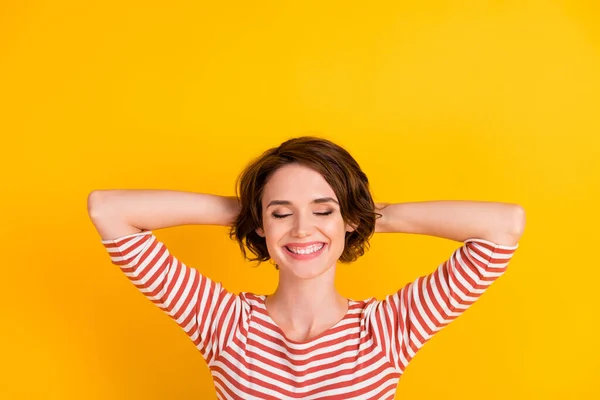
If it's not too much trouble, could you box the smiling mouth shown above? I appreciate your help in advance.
[283,243,327,259]
[285,243,325,254]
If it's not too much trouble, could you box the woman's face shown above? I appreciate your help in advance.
[256,163,354,279]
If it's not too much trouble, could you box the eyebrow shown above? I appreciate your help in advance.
[266,197,339,209]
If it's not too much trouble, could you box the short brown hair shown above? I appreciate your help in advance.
[229,136,380,267]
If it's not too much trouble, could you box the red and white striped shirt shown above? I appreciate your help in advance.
[102,231,518,399]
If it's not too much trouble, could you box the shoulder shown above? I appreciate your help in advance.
[239,291,266,308]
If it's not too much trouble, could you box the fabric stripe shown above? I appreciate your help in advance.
[101,232,518,399]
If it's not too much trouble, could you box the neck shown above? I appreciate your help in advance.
[266,265,347,330]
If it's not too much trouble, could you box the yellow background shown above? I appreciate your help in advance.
[2,0,599,398]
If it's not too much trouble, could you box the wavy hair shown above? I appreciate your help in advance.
[229,136,380,268]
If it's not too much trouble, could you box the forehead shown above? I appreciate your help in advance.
[262,164,337,204]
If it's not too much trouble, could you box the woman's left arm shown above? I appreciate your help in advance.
[369,201,525,373]
[374,201,526,246]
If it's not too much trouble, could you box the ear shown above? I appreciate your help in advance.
[345,222,357,233]
[255,227,265,237]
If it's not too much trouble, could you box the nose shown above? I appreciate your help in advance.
[291,212,314,238]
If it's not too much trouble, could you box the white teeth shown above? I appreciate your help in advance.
[287,243,324,255]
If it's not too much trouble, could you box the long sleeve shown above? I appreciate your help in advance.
[101,230,241,365]
[365,238,519,374]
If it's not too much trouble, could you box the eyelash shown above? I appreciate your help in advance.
[272,211,333,219]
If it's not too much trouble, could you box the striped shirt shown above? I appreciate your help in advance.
[101,230,518,399]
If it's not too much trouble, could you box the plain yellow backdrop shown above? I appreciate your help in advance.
[1,0,599,399]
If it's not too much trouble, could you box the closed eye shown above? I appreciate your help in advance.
[315,211,333,216]
[272,211,334,219]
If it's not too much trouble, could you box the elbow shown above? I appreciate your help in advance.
[87,191,99,217]
[501,204,526,246]
[512,204,526,239]
[486,204,526,247]
[87,190,110,219]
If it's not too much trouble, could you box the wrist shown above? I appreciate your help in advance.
[224,196,241,226]
[374,203,390,233]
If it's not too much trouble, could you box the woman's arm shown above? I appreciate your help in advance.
[370,201,524,371]
[90,190,243,364]
[87,189,240,240]
[374,200,526,246]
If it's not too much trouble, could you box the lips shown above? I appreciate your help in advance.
[285,241,326,248]
[283,242,327,260]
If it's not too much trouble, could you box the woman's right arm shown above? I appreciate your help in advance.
[87,189,242,365]
[87,189,240,240]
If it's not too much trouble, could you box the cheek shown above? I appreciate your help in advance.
[262,220,287,244]
[262,223,290,263]
[322,218,347,237]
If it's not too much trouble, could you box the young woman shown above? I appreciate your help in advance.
[88,136,525,400]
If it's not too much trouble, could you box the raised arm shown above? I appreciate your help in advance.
[368,200,525,373]
[87,189,240,239]
[374,200,526,246]
[87,189,243,365]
